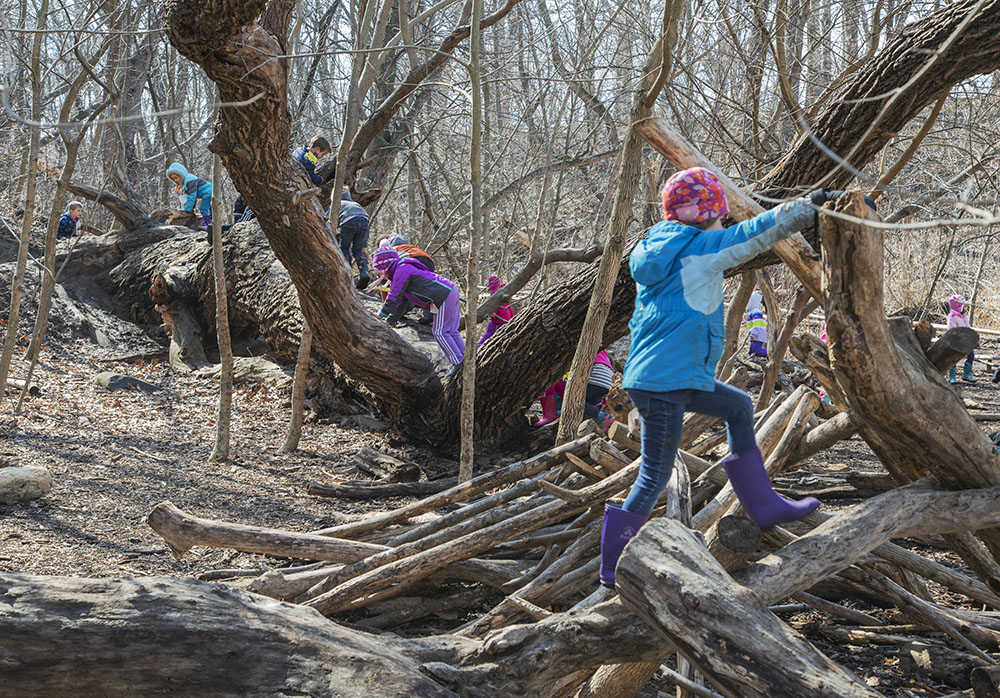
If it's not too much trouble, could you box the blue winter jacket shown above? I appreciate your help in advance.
[623,199,815,393]
[293,145,323,185]
[56,212,79,240]
[166,162,212,213]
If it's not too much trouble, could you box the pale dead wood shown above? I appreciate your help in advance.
[617,520,881,698]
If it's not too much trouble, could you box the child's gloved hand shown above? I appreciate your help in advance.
[808,189,877,212]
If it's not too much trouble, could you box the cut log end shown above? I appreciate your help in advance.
[717,515,762,553]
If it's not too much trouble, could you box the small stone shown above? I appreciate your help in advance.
[93,372,161,392]
[0,466,53,505]
[350,415,386,432]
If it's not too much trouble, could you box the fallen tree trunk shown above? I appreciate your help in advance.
[0,573,460,697]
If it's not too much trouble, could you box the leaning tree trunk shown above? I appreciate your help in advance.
[820,192,1000,578]
[157,0,1000,444]
[164,0,440,438]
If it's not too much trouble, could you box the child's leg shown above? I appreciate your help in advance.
[621,389,685,516]
[432,289,465,365]
[583,382,609,420]
[686,381,819,527]
[684,381,756,454]
[199,197,212,217]
[351,222,369,273]
[339,224,355,261]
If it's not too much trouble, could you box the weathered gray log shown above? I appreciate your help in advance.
[972,665,1000,697]
[146,501,518,589]
[307,479,456,499]
[0,573,459,697]
[353,447,421,482]
[900,641,987,690]
[736,481,1000,599]
[617,520,880,698]
[4,378,40,396]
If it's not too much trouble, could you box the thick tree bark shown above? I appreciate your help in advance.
[164,0,441,438]
[820,193,1000,575]
[0,573,459,698]
[617,521,880,698]
[732,0,1000,274]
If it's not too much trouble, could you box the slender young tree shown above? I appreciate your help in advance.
[555,0,682,445]
[459,0,485,483]
[0,0,48,410]
[281,320,312,453]
[210,153,233,462]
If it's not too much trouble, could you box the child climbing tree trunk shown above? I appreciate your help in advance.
[210,153,233,462]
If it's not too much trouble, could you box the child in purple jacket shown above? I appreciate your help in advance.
[373,246,465,376]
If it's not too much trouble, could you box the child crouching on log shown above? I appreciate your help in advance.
[599,167,870,587]
[372,246,465,377]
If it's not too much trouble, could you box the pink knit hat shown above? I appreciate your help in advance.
[660,167,729,223]
[949,294,966,314]
[487,275,504,294]
[372,246,399,274]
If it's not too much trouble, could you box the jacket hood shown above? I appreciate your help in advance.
[629,222,699,287]
[166,162,189,180]
[746,291,763,314]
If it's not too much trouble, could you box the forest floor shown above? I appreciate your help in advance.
[2,327,1000,697]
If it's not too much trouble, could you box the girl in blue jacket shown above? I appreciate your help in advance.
[166,162,213,232]
[599,167,856,587]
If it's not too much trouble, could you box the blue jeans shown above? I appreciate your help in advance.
[622,381,757,516]
[340,219,369,274]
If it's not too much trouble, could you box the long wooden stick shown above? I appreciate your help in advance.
[305,461,640,615]
[311,434,593,538]
[146,501,519,588]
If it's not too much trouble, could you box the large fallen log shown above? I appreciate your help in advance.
[0,573,460,697]
[617,520,881,698]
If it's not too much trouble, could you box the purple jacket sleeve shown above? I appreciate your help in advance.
[380,264,417,325]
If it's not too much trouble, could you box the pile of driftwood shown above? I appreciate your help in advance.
[8,130,1000,698]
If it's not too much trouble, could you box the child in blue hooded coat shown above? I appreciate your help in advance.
[598,167,870,587]
[166,162,213,231]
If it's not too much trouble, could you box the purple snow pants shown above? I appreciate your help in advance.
[433,288,465,365]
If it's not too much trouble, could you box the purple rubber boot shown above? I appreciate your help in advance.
[199,214,212,232]
[722,449,819,528]
[599,503,648,588]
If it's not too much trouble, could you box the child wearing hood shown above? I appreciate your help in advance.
[373,246,465,376]
[745,290,767,357]
[478,275,514,344]
[947,294,977,383]
[166,162,213,231]
[598,167,877,587]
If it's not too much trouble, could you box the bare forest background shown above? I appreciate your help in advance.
[3,0,999,331]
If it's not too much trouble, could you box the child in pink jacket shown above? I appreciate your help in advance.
[947,294,976,383]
